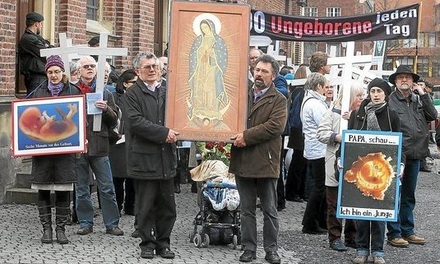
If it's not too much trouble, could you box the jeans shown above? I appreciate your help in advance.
[387,159,420,239]
[75,154,120,229]
[235,176,279,252]
[356,220,385,257]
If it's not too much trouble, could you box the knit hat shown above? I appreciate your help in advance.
[45,55,65,72]
[285,73,294,85]
[26,12,44,24]
[88,36,100,46]
[368,78,392,96]
[388,65,420,85]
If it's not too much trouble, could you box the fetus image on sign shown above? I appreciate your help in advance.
[344,152,394,200]
[19,104,78,143]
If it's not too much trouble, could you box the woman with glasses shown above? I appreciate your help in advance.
[26,55,81,244]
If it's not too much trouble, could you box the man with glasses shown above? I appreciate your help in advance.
[74,55,124,237]
[122,52,179,260]
[387,65,437,248]
[18,12,54,95]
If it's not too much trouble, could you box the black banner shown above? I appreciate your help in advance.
[250,4,419,42]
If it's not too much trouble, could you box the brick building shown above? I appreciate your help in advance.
[376,0,440,85]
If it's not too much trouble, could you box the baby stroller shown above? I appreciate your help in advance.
[189,160,241,249]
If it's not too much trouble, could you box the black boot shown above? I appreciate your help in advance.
[38,202,52,244]
[55,202,70,244]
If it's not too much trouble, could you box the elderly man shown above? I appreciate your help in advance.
[123,52,179,259]
[387,65,437,248]
[75,56,123,236]
[229,54,287,264]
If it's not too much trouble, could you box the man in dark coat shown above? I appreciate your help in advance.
[387,65,437,248]
[229,54,287,264]
[18,12,53,95]
[123,52,179,260]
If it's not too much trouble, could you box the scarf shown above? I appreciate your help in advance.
[48,82,64,96]
[364,101,386,131]
[77,78,97,94]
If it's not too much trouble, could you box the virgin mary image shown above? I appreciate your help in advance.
[188,15,230,130]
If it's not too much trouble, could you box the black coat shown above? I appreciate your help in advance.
[348,99,401,132]
[388,91,437,160]
[122,80,177,180]
[18,29,52,79]
[28,81,81,184]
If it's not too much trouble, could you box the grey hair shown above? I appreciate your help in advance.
[69,61,80,74]
[77,56,96,68]
[304,72,327,91]
[133,52,158,69]
[255,54,279,75]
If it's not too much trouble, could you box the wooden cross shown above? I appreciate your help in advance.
[40,33,78,79]
[77,33,128,131]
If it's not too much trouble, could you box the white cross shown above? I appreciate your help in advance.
[327,42,373,132]
[40,33,79,79]
[77,33,128,131]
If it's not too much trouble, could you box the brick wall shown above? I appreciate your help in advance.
[58,0,87,44]
[0,0,17,96]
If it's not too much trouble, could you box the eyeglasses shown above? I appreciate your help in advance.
[325,85,334,89]
[126,80,137,83]
[140,64,158,70]
[47,70,62,75]
[82,64,96,69]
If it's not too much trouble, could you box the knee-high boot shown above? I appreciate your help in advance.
[37,201,52,243]
[55,201,70,244]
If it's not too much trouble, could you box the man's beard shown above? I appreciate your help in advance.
[399,84,411,91]
[36,28,41,35]
[254,79,266,89]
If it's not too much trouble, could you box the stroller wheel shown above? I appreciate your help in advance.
[189,231,196,243]
[193,233,202,248]
[203,233,210,248]
[232,235,238,249]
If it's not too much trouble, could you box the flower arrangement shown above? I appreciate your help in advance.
[196,141,231,166]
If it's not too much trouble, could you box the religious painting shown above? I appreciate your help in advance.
[11,95,86,157]
[166,1,250,142]
[336,130,402,222]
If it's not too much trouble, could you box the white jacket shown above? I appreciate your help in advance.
[316,107,341,187]
[301,90,328,160]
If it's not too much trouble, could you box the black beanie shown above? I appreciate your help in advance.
[368,78,392,97]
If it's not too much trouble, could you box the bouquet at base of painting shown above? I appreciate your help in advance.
[190,141,232,182]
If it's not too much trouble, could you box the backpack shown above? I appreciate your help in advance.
[288,89,312,132]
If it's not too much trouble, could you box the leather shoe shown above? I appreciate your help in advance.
[239,250,256,262]
[156,247,175,259]
[302,227,326,235]
[265,251,281,264]
[403,234,426,245]
[76,226,93,235]
[277,203,286,211]
[140,248,154,259]
[106,226,124,236]
[330,239,347,251]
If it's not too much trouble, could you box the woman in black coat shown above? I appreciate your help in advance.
[348,78,400,264]
[108,69,138,215]
[26,55,81,244]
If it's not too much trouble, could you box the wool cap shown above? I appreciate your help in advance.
[368,78,392,96]
[26,12,44,24]
[88,36,100,46]
[388,65,420,85]
[284,73,294,80]
[45,55,65,72]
